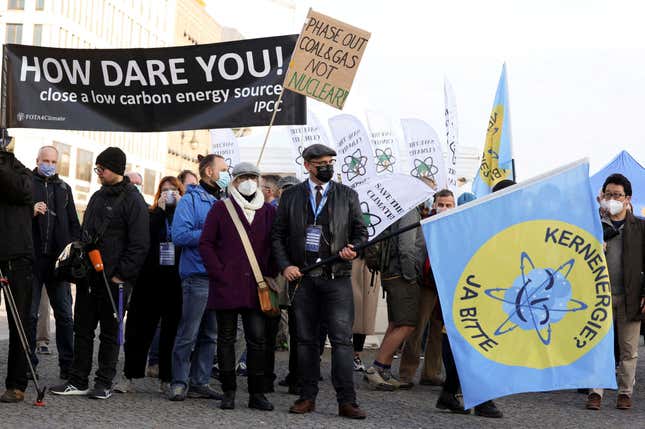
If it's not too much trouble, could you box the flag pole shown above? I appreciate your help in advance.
[512,158,516,182]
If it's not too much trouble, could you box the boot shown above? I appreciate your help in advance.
[249,393,274,411]
[220,390,235,410]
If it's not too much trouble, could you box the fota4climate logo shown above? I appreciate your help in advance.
[452,220,611,369]
[16,112,25,122]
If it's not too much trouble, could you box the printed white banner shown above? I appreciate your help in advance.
[288,110,332,180]
[356,173,435,239]
[366,110,401,175]
[209,128,240,171]
[328,114,377,189]
[401,118,448,190]
[444,78,459,193]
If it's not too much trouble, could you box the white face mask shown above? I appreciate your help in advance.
[606,199,624,216]
[237,179,258,196]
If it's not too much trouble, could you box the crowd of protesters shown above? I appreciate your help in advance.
[0,140,643,419]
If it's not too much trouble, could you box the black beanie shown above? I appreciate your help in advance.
[96,147,126,176]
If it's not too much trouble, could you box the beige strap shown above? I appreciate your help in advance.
[223,199,267,289]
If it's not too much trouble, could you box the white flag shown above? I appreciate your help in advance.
[444,78,459,193]
[366,110,401,175]
[209,129,240,170]
[356,174,435,239]
[328,114,377,190]
[401,118,448,190]
[287,110,332,180]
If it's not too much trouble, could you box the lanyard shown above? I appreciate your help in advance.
[308,184,330,224]
[165,218,172,242]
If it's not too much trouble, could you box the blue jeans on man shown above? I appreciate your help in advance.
[171,276,217,388]
[29,257,74,373]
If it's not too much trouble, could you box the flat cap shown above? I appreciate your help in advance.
[232,162,260,178]
[302,144,336,161]
[277,176,300,189]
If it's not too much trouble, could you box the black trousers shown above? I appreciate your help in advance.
[216,308,266,394]
[285,306,301,387]
[123,279,182,382]
[442,333,460,394]
[68,273,123,390]
[264,314,280,392]
[0,257,33,391]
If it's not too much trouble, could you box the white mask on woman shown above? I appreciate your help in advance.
[238,179,258,196]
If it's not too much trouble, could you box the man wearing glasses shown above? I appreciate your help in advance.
[587,173,645,411]
[272,144,368,419]
[51,147,149,400]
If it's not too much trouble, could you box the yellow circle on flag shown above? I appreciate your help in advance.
[452,220,612,369]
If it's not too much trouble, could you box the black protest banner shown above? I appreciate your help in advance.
[1,35,306,131]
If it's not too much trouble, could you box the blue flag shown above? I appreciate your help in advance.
[473,64,514,198]
[423,160,616,408]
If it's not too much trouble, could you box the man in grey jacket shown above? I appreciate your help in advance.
[364,206,425,391]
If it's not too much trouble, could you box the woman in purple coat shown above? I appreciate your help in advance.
[199,162,277,411]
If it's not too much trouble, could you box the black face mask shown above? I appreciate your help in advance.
[315,164,334,183]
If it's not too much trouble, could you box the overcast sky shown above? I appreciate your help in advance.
[206,0,645,180]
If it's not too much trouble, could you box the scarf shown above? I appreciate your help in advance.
[200,179,222,198]
[228,185,264,224]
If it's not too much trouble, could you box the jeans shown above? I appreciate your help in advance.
[29,256,74,371]
[171,276,217,387]
[216,309,266,394]
[285,306,301,387]
[294,276,356,404]
[68,273,122,390]
[147,325,161,367]
[0,257,33,391]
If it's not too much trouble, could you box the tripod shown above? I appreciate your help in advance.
[0,268,46,406]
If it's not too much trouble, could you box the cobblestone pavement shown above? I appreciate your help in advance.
[0,338,642,429]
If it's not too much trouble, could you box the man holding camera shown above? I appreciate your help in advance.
[51,147,149,400]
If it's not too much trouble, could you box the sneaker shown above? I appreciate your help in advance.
[88,386,112,400]
[436,391,471,414]
[474,400,503,418]
[36,345,51,355]
[146,364,159,378]
[353,355,365,372]
[0,389,25,403]
[168,384,187,401]
[113,378,135,393]
[586,393,602,410]
[160,382,170,394]
[187,384,223,400]
[382,370,413,390]
[236,361,248,377]
[50,383,90,396]
[364,367,397,391]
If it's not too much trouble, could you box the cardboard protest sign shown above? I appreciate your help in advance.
[283,9,370,110]
[1,35,306,131]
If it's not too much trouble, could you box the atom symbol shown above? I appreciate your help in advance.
[484,252,588,346]
[375,148,396,173]
[449,141,457,165]
[411,156,439,180]
[487,148,499,160]
[342,149,368,181]
[360,201,382,237]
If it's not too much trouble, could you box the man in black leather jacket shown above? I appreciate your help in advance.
[272,144,368,420]
[0,142,34,403]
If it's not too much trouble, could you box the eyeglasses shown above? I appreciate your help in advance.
[604,192,626,199]
[309,159,336,166]
[93,166,104,175]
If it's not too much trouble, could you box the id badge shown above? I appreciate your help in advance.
[305,225,323,253]
[159,242,175,266]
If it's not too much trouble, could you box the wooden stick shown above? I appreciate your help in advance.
[256,89,285,167]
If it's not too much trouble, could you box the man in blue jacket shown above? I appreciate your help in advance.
[169,154,229,401]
